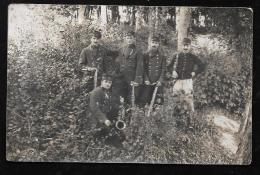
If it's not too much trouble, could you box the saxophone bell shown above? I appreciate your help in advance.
[115,120,126,130]
[115,96,126,130]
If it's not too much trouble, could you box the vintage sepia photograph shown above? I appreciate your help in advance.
[7,4,252,164]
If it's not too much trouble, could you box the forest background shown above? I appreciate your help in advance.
[7,4,252,164]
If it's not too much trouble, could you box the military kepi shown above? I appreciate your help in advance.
[124,30,135,37]
[101,74,113,81]
[151,33,160,42]
[93,30,102,39]
[183,38,191,45]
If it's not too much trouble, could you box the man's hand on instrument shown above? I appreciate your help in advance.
[104,119,112,127]
[120,96,125,103]
[131,81,139,86]
[165,72,172,79]
[191,72,196,78]
[89,67,97,71]
[82,67,96,71]
[156,81,162,87]
[145,80,150,85]
[82,66,91,71]
[172,71,178,79]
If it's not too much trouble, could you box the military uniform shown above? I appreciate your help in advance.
[78,45,118,92]
[167,52,204,80]
[112,44,143,105]
[89,86,125,148]
[140,48,166,106]
[167,51,205,111]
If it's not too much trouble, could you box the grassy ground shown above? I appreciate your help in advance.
[6,81,239,164]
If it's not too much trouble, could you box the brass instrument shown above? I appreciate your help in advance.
[130,82,136,109]
[82,67,98,89]
[115,97,126,130]
[93,67,98,89]
[147,85,159,117]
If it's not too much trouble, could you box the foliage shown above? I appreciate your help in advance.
[193,55,251,121]
[7,5,252,163]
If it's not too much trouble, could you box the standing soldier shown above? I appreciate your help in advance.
[167,37,205,112]
[78,30,118,93]
[112,31,143,106]
[89,74,125,148]
[141,34,166,108]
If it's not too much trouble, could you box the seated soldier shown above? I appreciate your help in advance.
[89,74,126,148]
[140,33,166,108]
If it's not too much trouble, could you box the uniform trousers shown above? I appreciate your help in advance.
[172,78,194,112]
[111,76,142,106]
[138,84,164,107]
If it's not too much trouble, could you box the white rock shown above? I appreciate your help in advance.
[213,115,240,133]
[219,132,239,155]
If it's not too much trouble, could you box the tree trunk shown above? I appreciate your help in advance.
[100,5,107,28]
[77,5,86,24]
[126,7,132,25]
[154,7,159,31]
[135,7,142,31]
[111,6,119,23]
[85,6,91,19]
[147,7,157,50]
[176,7,191,51]
[236,100,252,164]
[97,6,101,18]
[118,6,127,24]
[131,6,136,26]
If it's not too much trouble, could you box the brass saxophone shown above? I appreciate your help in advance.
[115,97,126,130]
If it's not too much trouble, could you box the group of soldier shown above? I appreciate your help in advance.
[78,30,205,148]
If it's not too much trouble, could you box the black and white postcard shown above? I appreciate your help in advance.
[7,4,252,164]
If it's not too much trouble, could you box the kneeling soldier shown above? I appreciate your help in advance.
[89,74,125,148]
[141,34,166,108]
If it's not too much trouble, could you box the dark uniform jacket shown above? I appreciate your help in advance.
[78,45,118,75]
[143,49,166,83]
[167,52,205,80]
[89,87,112,124]
[114,44,143,84]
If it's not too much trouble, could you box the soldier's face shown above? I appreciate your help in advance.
[91,36,101,46]
[150,40,160,49]
[183,44,191,53]
[125,36,135,45]
[101,80,112,89]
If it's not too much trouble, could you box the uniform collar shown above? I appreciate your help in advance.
[149,48,160,56]
[101,87,110,92]
[90,44,100,50]
[126,44,136,49]
[181,51,190,55]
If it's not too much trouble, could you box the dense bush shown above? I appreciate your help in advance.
[194,62,251,120]
[7,6,251,163]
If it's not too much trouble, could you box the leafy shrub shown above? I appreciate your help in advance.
[193,50,251,120]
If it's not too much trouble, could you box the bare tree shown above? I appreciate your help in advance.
[100,5,107,28]
[135,7,142,31]
[176,7,191,51]
[77,5,86,24]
